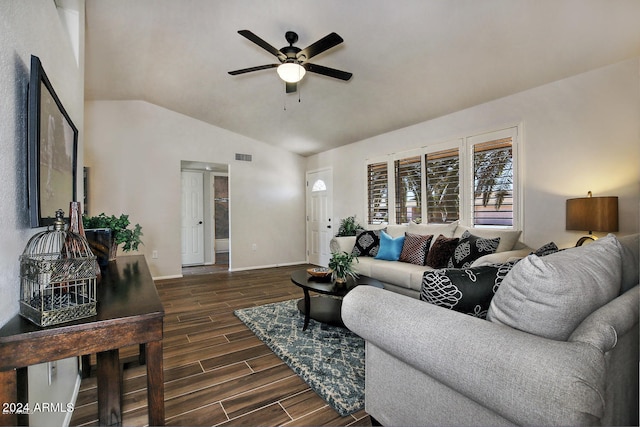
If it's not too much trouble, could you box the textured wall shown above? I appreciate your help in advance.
[307,58,640,249]
[0,2,84,426]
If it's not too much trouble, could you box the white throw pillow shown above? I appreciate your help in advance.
[487,234,622,341]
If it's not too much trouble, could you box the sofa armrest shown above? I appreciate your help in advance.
[569,285,639,352]
[342,286,606,426]
[329,236,356,254]
[470,246,532,266]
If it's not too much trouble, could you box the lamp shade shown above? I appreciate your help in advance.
[566,196,618,232]
[277,62,306,83]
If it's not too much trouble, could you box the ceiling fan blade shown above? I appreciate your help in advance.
[286,82,297,93]
[304,63,352,81]
[297,32,344,60]
[228,64,278,75]
[238,30,286,61]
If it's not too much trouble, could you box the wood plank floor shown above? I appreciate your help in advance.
[70,264,373,426]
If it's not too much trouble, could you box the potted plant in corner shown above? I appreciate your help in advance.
[83,213,143,265]
[336,215,364,237]
[328,251,358,284]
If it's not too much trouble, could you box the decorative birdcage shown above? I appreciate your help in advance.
[20,210,98,327]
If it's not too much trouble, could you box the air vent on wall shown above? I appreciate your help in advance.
[235,153,253,162]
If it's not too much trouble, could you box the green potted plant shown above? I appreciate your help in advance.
[328,251,358,284]
[336,215,364,237]
[83,213,143,262]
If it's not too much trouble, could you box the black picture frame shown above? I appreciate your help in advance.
[27,55,78,228]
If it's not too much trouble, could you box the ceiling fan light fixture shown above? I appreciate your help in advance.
[277,62,306,83]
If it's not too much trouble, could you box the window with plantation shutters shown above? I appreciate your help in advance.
[425,148,460,224]
[395,156,422,224]
[367,162,388,224]
[363,127,519,229]
[473,137,513,226]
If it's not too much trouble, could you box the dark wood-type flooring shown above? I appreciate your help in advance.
[70,263,373,426]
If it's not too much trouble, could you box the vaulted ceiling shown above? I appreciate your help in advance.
[84,0,640,156]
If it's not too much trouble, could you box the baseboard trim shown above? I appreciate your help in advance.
[229,261,307,272]
[152,274,183,280]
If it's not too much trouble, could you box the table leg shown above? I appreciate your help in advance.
[81,354,92,378]
[303,289,311,331]
[16,368,28,427]
[0,370,18,426]
[97,349,122,426]
[138,343,146,366]
[145,340,165,426]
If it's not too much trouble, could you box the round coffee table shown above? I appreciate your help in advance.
[290,269,384,330]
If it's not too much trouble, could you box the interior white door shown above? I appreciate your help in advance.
[181,171,205,266]
[306,169,333,266]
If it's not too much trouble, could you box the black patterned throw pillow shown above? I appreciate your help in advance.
[447,230,500,268]
[399,233,433,265]
[420,261,517,318]
[351,229,382,257]
[531,242,559,257]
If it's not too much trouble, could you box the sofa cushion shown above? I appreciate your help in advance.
[447,230,500,268]
[487,234,623,341]
[454,226,521,253]
[370,260,428,291]
[421,262,517,318]
[426,235,459,268]
[408,221,458,245]
[351,229,382,257]
[375,231,405,261]
[399,233,433,265]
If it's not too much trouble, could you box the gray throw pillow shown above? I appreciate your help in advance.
[487,234,622,341]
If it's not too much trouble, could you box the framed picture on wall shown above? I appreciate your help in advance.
[27,55,78,228]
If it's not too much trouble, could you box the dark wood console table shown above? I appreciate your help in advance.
[0,255,164,426]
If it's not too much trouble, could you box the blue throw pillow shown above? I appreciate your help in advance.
[375,231,405,261]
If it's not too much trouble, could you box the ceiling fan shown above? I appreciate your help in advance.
[228,30,353,93]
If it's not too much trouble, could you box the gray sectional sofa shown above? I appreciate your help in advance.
[342,233,639,426]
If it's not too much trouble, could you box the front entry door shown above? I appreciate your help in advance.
[306,169,333,266]
[181,171,204,266]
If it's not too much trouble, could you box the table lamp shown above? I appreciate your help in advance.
[566,191,618,246]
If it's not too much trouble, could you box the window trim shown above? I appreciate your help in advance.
[364,125,521,229]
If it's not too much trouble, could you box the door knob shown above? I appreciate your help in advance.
[327,225,332,228]
[198,221,203,224]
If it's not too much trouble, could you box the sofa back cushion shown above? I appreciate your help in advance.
[408,221,458,242]
[487,234,623,341]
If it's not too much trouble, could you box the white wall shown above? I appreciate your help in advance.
[84,100,307,277]
[307,58,640,249]
[0,1,85,425]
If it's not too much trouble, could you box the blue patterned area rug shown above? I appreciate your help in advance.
[234,299,365,416]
